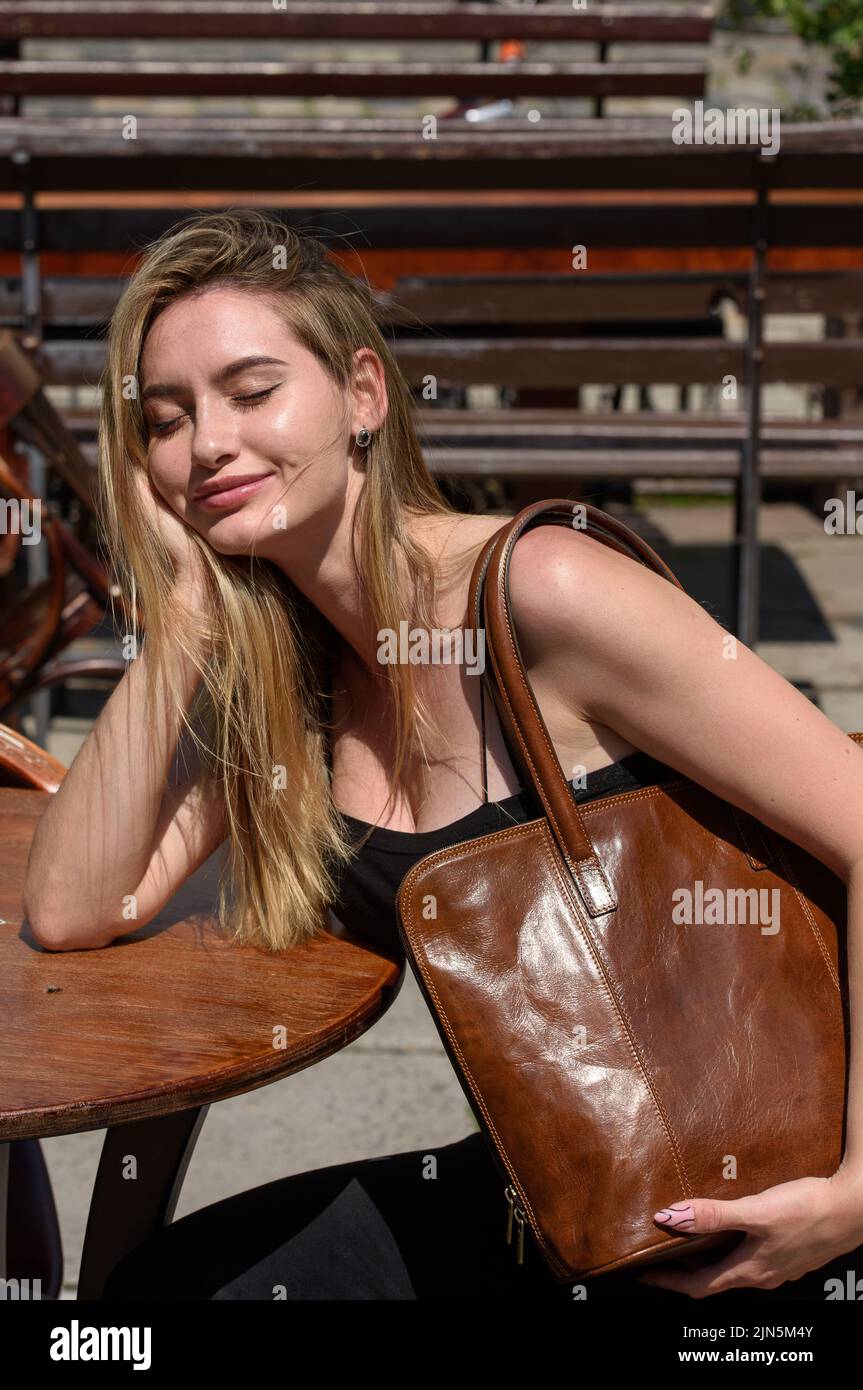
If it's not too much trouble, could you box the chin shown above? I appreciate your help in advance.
[201,510,275,559]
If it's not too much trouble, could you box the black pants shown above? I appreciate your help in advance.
[102,1132,859,1301]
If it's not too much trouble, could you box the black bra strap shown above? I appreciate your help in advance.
[323,676,333,777]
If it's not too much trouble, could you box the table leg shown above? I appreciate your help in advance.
[0,1137,63,1297]
[77,1105,209,1300]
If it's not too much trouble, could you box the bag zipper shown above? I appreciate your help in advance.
[504,1184,527,1264]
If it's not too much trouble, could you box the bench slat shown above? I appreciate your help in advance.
[58,410,863,447]
[417,414,863,447]
[68,438,863,481]
[29,337,863,389]
[393,273,863,319]
[0,59,707,99]
[423,448,863,478]
[2,116,861,191]
[0,2,715,44]
[394,338,863,388]
[0,271,746,323]
[1,197,861,250]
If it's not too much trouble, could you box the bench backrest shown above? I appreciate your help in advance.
[0,2,714,108]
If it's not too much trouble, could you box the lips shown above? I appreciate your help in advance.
[194,473,271,501]
[194,475,272,510]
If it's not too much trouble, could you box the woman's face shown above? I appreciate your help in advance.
[138,285,383,560]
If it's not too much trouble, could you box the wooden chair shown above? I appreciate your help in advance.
[0,330,127,728]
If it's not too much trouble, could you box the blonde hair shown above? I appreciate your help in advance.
[97,207,492,951]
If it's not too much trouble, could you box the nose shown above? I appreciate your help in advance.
[189,396,241,470]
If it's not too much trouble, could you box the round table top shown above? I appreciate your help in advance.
[0,787,403,1141]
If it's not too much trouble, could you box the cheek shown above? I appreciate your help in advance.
[257,382,340,457]
[251,406,293,462]
[147,451,191,512]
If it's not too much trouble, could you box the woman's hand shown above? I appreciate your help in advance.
[635,1168,863,1297]
[133,469,207,603]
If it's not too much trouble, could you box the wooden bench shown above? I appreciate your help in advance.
[381,255,863,639]
[0,1,713,109]
[387,266,863,458]
[8,261,861,461]
[23,264,863,465]
[2,110,862,641]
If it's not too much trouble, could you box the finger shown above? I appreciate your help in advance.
[639,1237,766,1299]
[653,1194,764,1237]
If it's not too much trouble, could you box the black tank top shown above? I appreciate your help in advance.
[325,678,678,953]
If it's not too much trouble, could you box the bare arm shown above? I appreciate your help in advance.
[23,610,226,951]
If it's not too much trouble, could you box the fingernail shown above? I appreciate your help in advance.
[654,1201,694,1228]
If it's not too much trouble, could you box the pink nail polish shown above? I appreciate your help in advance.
[654,1202,695,1229]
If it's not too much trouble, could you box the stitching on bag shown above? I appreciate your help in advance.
[534,822,692,1200]
[582,1231,716,1280]
[399,818,692,1268]
[577,781,688,814]
[766,835,842,994]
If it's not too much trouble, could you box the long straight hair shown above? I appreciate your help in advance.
[97,208,490,951]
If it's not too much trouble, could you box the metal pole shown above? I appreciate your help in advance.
[20,181,41,342]
[594,41,608,119]
[24,445,50,747]
[734,155,771,645]
[18,182,51,746]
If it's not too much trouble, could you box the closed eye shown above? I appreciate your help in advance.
[233,384,280,410]
[147,384,281,437]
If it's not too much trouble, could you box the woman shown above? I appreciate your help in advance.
[23,209,863,1301]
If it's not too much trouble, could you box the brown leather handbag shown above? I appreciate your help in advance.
[396,499,853,1284]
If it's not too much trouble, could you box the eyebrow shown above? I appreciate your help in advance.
[141,355,288,403]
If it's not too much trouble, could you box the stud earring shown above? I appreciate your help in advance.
[356,426,372,448]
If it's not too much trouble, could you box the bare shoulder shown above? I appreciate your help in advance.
[505,516,715,733]
[507,521,663,672]
[507,519,863,883]
[509,518,622,582]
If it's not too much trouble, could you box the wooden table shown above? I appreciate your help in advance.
[0,787,404,1298]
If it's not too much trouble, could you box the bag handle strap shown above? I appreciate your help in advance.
[468,499,685,918]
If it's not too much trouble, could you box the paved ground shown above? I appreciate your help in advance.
[22,494,863,1296]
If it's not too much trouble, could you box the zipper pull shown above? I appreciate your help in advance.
[504,1184,527,1263]
[513,1205,526,1264]
[504,1184,515,1244]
